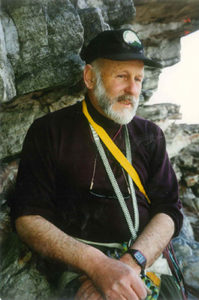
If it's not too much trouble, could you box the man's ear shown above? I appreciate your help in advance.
[83,64,95,89]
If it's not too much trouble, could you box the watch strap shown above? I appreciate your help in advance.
[126,249,147,272]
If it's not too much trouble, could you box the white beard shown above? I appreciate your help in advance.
[93,72,139,125]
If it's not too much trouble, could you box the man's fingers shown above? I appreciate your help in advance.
[130,278,147,300]
[75,279,91,299]
[75,279,103,300]
[87,290,104,300]
[76,288,102,300]
[106,283,144,300]
[105,290,136,300]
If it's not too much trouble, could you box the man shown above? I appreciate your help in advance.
[11,29,184,300]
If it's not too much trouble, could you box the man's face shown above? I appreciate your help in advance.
[88,59,144,124]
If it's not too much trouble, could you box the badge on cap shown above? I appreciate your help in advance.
[123,30,142,49]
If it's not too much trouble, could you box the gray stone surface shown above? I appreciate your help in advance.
[173,232,199,297]
[0,12,17,102]
[78,7,110,46]
[76,0,136,26]
[2,0,84,96]
[137,103,182,122]
[164,124,199,159]
[134,0,199,25]
[0,233,52,300]
[0,100,47,160]
[173,213,199,297]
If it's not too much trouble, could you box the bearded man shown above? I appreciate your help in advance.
[11,29,185,300]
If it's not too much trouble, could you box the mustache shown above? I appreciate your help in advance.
[116,94,137,104]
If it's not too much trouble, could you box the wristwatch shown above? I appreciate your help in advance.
[126,249,147,273]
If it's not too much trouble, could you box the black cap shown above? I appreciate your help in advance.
[81,29,162,68]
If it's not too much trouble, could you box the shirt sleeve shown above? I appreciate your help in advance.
[146,124,183,237]
[11,116,57,225]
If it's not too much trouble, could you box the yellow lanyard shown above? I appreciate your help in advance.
[82,99,150,204]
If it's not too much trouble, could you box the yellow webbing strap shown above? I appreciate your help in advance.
[146,272,161,287]
[82,100,150,204]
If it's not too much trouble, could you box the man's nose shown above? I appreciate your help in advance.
[124,80,140,96]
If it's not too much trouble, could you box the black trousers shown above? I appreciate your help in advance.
[159,275,184,300]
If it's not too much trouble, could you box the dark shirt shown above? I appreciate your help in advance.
[11,97,183,243]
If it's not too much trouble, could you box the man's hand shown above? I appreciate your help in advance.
[15,214,174,299]
[15,216,145,299]
[86,256,147,300]
[75,277,103,300]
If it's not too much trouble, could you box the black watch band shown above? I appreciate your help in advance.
[126,249,147,272]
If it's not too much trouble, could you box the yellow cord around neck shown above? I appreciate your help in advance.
[82,99,150,204]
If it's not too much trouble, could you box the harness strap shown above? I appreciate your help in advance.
[90,124,138,240]
[82,99,150,204]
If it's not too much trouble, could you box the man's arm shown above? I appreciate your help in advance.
[15,215,147,300]
[120,213,175,269]
[75,213,174,299]
[15,215,104,272]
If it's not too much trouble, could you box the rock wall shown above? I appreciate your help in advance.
[0,0,199,299]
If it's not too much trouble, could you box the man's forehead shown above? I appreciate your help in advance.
[98,58,144,73]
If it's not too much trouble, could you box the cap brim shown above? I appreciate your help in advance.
[101,53,162,68]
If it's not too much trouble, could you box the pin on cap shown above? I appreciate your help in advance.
[81,29,162,68]
[123,30,142,49]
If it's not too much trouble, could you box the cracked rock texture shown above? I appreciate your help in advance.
[0,0,199,299]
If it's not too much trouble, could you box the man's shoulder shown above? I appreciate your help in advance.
[129,115,164,147]
[132,115,161,133]
[33,101,82,127]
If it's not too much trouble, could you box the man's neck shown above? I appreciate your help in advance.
[87,91,109,119]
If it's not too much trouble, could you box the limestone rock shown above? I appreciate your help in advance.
[173,213,199,297]
[0,100,47,160]
[78,7,110,46]
[74,0,136,26]
[180,188,198,211]
[1,0,84,96]
[137,102,182,122]
[0,12,17,102]
[185,175,199,188]
[0,233,52,300]
[164,123,199,159]
[134,0,199,25]
[173,234,199,297]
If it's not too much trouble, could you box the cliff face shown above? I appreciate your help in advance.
[0,0,199,299]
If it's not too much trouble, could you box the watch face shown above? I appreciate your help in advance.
[134,251,146,265]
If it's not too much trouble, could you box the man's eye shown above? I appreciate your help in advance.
[117,74,126,78]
